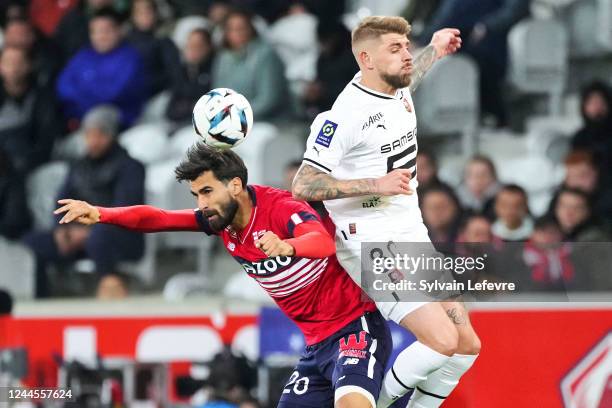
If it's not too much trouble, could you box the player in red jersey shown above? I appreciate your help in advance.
[55,143,392,408]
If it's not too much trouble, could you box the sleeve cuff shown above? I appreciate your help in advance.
[302,158,332,173]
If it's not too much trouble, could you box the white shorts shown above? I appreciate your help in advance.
[335,221,434,324]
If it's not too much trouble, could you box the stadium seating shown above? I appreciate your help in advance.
[136,91,171,125]
[119,233,159,287]
[525,115,582,162]
[560,0,612,58]
[412,54,480,155]
[260,125,305,188]
[233,122,279,186]
[495,154,563,215]
[26,161,69,231]
[508,18,568,115]
[0,238,35,299]
[119,122,170,165]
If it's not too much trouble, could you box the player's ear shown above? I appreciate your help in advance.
[229,177,242,195]
[358,50,374,70]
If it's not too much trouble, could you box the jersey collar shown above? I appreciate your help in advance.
[352,81,401,100]
[227,185,258,243]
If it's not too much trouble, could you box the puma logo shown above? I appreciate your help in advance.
[312,145,322,156]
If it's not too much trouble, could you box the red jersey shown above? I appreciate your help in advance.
[195,185,376,345]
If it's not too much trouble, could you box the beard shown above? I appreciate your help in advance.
[381,71,411,90]
[202,197,239,232]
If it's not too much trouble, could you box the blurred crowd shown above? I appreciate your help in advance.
[0,0,610,299]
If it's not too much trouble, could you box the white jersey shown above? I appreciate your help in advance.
[303,74,424,235]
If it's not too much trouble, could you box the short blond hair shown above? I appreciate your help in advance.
[351,16,411,47]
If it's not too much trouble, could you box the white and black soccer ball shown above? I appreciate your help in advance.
[192,88,254,149]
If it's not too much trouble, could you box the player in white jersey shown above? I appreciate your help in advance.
[293,16,481,408]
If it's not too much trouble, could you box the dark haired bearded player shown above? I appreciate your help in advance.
[55,143,392,408]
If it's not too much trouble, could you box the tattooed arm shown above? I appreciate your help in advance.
[408,45,437,93]
[409,28,462,93]
[292,164,413,201]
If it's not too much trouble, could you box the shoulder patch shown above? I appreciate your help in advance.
[315,120,338,148]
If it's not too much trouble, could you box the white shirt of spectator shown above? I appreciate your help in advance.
[302,73,422,232]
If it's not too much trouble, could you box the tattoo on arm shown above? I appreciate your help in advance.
[292,164,377,201]
[409,45,437,93]
[446,307,467,325]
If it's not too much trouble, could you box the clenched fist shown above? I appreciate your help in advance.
[374,169,414,196]
[254,231,295,257]
[430,28,462,59]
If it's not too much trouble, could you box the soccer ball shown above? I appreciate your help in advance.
[192,88,254,149]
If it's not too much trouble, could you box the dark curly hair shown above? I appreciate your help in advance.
[174,143,248,187]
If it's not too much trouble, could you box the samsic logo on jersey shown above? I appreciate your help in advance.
[239,256,294,276]
[380,127,417,154]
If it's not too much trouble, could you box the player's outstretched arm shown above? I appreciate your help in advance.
[54,199,201,232]
[409,28,462,93]
[292,164,413,201]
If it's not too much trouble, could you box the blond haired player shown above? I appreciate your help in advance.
[292,16,481,408]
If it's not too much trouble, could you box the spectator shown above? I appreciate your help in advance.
[522,216,574,291]
[0,46,62,174]
[267,3,318,90]
[302,19,356,118]
[166,28,214,124]
[207,1,231,28]
[195,348,256,408]
[225,0,344,25]
[56,7,148,129]
[212,9,288,120]
[23,106,145,298]
[28,0,79,37]
[96,272,129,300]
[420,0,530,126]
[0,146,30,240]
[415,149,451,193]
[492,184,533,241]
[571,81,612,173]
[127,0,179,95]
[553,187,610,242]
[549,150,612,222]
[458,214,493,243]
[0,0,27,27]
[53,0,115,63]
[456,155,500,218]
[421,184,463,245]
[3,18,60,87]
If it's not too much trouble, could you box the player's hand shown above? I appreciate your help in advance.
[430,28,462,59]
[374,169,413,196]
[54,199,101,225]
[255,231,296,257]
